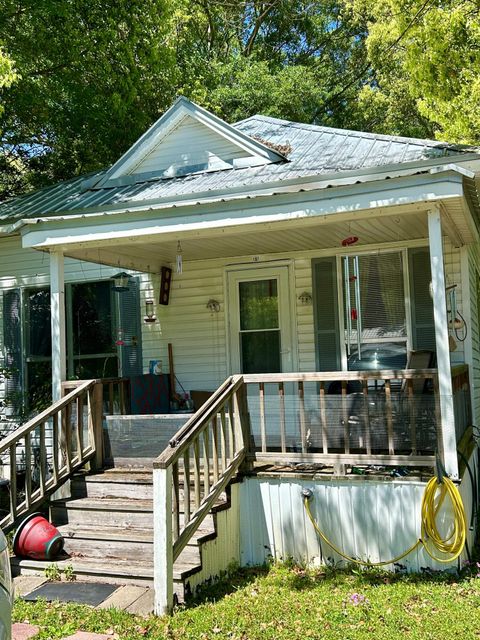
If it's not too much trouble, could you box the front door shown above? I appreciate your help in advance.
[227,266,294,374]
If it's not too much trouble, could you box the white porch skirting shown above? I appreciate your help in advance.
[238,454,477,573]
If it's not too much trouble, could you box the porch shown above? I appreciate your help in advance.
[1,361,474,612]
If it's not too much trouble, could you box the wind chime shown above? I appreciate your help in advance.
[176,240,183,274]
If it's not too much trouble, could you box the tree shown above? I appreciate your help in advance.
[0,0,176,198]
[351,0,480,143]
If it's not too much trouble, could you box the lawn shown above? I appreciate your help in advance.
[13,563,480,640]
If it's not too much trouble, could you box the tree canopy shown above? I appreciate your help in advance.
[0,0,477,200]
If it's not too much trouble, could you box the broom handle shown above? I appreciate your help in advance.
[168,343,176,398]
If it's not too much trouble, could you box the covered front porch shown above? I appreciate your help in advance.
[26,182,478,480]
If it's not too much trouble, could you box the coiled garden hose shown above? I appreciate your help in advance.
[304,476,467,566]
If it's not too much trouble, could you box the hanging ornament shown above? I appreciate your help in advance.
[341,236,359,247]
[115,328,125,346]
[176,241,183,274]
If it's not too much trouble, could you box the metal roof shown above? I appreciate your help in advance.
[0,114,477,225]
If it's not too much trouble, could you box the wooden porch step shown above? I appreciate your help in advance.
[12,464,233,603]
[57,522,214,561]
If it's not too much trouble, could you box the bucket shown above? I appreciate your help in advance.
[13,513,64,560]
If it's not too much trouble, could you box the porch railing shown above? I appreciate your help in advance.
[0,377,130,530]
[242,370,441,468]
[0,380,102,530]
[153,375,248,615]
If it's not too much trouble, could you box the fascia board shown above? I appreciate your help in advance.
[21,173,465,250]
[14,164,466,227]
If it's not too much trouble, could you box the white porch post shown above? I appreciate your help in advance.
[153,464,173,615]
[50,250,66,402]
[428,207,458,479]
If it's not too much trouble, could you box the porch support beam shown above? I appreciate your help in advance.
[153,465,174,615]
[50,250,66,402]
[428,207,458,479]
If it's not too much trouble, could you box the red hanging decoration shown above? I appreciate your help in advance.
[351,309,358,321]
[342,236,359,247]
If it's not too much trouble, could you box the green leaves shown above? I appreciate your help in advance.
[352,0,480,143]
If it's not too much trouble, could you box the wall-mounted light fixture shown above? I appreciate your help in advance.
[298,291,313,305]
[112,272,130,292]
[207,299,220,312]
[144,299,157,323]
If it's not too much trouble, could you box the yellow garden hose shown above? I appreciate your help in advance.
[304,475,467,567]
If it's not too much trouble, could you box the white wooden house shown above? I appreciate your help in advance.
[0,97,479,613]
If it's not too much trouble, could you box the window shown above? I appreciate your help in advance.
[3,277,142,414]
[313,248,435,372]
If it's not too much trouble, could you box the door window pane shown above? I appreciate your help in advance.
[71,282,114,355]
[241,331,281,374]
[239,280,278,330]
[27,288,51,357]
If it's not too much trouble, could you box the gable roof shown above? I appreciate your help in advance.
[91,96,286,189]
[0,106,478,225]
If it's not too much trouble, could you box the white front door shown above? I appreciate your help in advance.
[227,266,294,374]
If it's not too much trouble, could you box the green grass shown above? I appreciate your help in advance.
[13,563,480,640]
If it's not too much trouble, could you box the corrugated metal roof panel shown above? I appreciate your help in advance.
[0,114,476,223]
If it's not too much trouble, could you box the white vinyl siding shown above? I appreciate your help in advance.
[0,234,474,409]
[130,115,249,176]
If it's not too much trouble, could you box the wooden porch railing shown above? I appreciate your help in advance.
[153,375,248,615]
[0,380,102,530]
[242,370,442,468]
[0,377,130,531]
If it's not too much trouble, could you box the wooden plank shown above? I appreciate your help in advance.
[183,450,191,525]
[243,370,438,384]
[24,433,32,510]
[172,461,180,542]
[319,382,328,454]
[251,451,436,467]
[259,382,266,453]
[64,403,72,475]
[168,343,176,400]
[39,422,47,498]
[220,407,227,470]
[92,383,104,470]
[108,383,114,415]
[211,415,219,484]
[193,438,201,510]
[362,380,371,455]
[298,381,306,453]
[408,379,417,455]
[153,466,173,615]
[119,380,126,414]
[341,380,349,455]
[228,397,235,460]
[52,414,59,484]
[76,395,84,459]
[385,379,394,455]
[203,428,210,496]
[279,382,286,453]
[9,445,17,521]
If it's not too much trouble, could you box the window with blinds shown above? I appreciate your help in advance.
[313,249,435,372]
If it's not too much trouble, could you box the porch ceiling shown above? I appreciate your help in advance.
[60,208,431,271]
